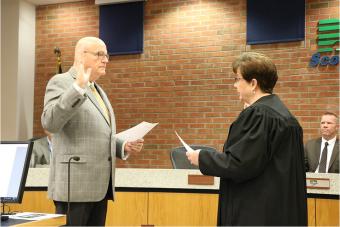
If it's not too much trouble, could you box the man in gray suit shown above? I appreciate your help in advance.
[41,37,144,226]
[29,129,52,168]
[305,112,339,173]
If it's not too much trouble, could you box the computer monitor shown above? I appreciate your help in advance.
[0,141,33,204]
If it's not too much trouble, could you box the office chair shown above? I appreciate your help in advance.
[29,136,43,141]
[170,145,217,169]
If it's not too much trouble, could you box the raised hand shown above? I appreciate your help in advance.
[75,61,92,88]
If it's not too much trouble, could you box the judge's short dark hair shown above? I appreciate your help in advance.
[232,52,278,93]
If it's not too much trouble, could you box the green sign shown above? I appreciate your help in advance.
[310,18,339,67]
[317,18,339,53]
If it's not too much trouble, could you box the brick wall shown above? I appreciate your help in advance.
[34,0,339,168]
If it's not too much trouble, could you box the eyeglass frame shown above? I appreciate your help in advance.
[234,76,244,83]
[84,51,110,60]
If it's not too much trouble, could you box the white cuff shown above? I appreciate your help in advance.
[121,141,130,160]
[73,82,86,95]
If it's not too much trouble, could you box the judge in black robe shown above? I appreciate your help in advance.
[186,52,307,226]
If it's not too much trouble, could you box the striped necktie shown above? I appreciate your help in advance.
[89,84,110,124]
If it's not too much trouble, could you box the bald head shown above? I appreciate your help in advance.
[74,37,106,63]
[73,37,109,82]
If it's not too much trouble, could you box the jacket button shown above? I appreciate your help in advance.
[108,156,112,161]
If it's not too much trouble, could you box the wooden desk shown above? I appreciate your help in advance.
[20,169,339,226]
[3,215,66,227]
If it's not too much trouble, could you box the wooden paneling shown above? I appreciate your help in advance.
[8,191,147,226]
[105,192,148,226]
[307,198,316,226]
[6,191,340,226]
[8,191,55,213]
[148,192,218,226]
[315,198,339,226]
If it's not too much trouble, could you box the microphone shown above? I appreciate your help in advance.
[67,156,80,225]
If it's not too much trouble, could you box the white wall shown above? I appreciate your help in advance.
[17,0,36,140]
[1,0,19,140]
[0,0,2,140]
[1,0,35,140]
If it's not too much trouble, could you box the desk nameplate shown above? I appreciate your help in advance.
[306,177,330,189]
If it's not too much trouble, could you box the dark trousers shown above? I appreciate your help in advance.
[54,177,113,226]
[54,198,108,226]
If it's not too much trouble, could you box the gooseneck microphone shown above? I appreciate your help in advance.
[67,156,80,225]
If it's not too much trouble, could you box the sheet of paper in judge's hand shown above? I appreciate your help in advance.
[175,131,195,152]
[115,121,158,141]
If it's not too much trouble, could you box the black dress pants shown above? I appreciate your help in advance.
[54,198,108,226]
[54,177,113,226]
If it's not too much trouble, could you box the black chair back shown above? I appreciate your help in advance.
[170,145,217,169]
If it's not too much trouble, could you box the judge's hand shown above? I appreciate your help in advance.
[124,139,144,155]
[186,149,200,166]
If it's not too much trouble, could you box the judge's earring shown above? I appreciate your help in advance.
[252,90,256,95]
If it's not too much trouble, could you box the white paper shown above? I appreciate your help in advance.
[115,121,158,141]
[9,212,64,221]
[175,131,195,152]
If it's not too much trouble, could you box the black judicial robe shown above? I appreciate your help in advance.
[199,94,307,226]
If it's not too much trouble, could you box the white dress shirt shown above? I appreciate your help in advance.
[315,136,336,173]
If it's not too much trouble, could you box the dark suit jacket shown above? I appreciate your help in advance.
[304,138,339,173]
[199,94,307,225]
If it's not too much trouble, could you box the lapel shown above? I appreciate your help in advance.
[328,139,339,171]
[68,67,113,127]
[85,84,112,127]
[96,83,115,127]
[312,138,322,170]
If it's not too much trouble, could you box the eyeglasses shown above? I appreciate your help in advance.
[234,77,243,83]
[84,51,110,60]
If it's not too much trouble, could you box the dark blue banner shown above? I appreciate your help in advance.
[99,1,144,55]
[247,0,305,44]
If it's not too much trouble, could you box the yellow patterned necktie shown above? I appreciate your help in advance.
[89,84,110,124]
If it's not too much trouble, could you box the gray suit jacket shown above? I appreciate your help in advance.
[41,67,124,202]
[304,138,339,173]
[29,136,51,168]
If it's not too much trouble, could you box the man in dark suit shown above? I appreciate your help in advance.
[305,112,339,173]
[29,129,52,168]
[41,37,144,226]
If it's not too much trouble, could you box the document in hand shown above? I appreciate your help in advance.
[175,131,196,152]
[115,121,158,141]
